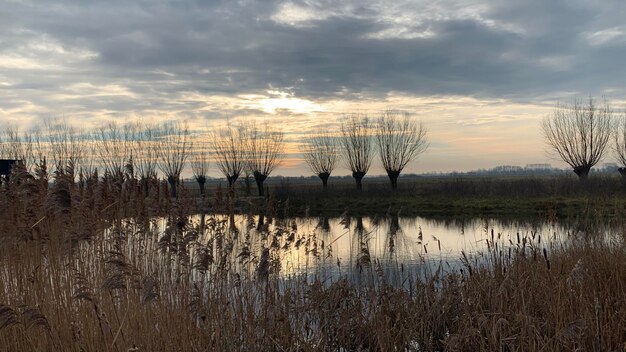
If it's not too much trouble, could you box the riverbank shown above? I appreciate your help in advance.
[274,193,625,218]
[212,174,626,218]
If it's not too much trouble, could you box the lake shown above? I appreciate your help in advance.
[153,213,590,287]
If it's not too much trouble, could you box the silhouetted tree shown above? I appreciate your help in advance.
[94,121,133,182]
[213,123,245,190]
[132,122,160,195]
[614,111,626,179]
[303,131,339,190]
[0,125,36,171]
[375,111,429,190]
[191,131,210,196]
[46,121,86,181]
[244,123,284,196]
[542,98,613,180]
[341,115,374,190]
[157,121,191,198]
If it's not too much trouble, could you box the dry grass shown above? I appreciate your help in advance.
[1,165,626,351]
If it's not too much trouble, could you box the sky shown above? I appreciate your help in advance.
[2,0,626,177]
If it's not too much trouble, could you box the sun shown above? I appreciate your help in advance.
[256,90,322,114]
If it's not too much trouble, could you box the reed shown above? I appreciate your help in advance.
[1,166,626,351]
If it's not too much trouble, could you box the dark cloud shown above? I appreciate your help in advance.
[2,0,626,122]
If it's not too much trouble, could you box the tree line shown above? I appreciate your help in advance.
[0,111,430,196]
[3,96,622,198]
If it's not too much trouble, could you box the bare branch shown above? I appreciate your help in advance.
[542,97,613,179]
[243,122,284,196]
[340,114,374,190]
[94,121,133,179]
[212,123,245,188]
[132,122,159,181]
[614,110,626,177]
[302,130,340,189]
[157,121,191,197]
[191,129,210,195]
[375,111,429,189]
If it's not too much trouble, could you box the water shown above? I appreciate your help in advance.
[180,214,575,285]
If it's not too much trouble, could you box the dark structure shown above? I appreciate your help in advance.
[0,159,17,180]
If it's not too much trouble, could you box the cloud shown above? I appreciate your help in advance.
[2,0,626,109]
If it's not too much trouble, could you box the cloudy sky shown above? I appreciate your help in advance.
[2,0,626,176]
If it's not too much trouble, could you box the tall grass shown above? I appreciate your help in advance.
[1,164,626,351]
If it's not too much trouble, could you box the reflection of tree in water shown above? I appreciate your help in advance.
[228,213,239,237]
[315,217,331,233]
[382,216,421,262]
[387,215,400,254]
[256,213,266,231]
[351,217,372,272]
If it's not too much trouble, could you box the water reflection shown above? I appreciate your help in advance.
[137,211,617,289]
[184,215,574,281]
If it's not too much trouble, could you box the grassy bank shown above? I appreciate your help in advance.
[274,193,625,218]
[238,174,626,218]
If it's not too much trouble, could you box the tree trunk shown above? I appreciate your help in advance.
[386,169,400,190]
[253,171,267,196]
[196,176,206,196]
[244,173,251,196]
[227,174,239,190]
[167,175,178,198]
[352,171,365,191]
[141,177,150,197]
[573,165,591,180]
[318,172,330,190]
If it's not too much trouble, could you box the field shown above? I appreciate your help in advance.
[189,173,626,218]
[1,167,626,351]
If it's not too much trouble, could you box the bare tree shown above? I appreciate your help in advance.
[303,131,340,190]
[157,121,191,198]
[94,121,133,181]
[213,123,245,190]
[22,130,42,173]
[614,111,626,179]
[375,111,429,190]
[542,98,613,180]
[341,115,374,190]
[0,125,34,169]
[244,123,284,196]
[21,128,49,182]
[46,121,86,180]
[191,131,210,195]
[133,122,160,195]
